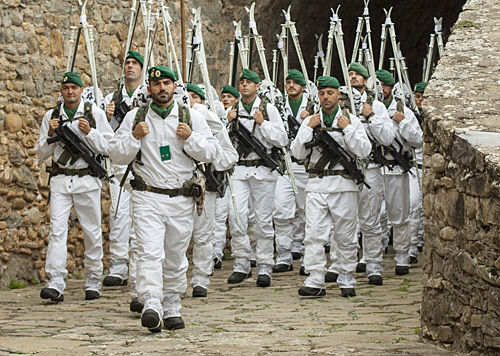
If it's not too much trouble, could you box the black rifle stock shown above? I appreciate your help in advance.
[202,163,225,197]
[229,119,283,175]
[383,137,415,177]
[305,129,370,188]
[287,114,301,140]
[368,136,393,171]
[47,119,110,181]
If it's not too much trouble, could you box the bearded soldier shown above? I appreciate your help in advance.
[108,66,219,332]
[325,63,395,286]
[291,76,371,298]
[186,83,238,297]
[273,69,313,273]
[101,50,144,289]
[226,69,288,287]
[35,72,113,302]
[376,69,423,276]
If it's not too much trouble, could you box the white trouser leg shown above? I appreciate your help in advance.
[213,187,230,261]
[358,168,384,277]
[273,175,297,266]
[250,177,277,276]
[409,167,423,257]
[45,191,74,293]
[248,202,257,261]
[128,196,138,298]
[304,191,358,289]
[108,179,131,279]
[73,189,103,292]
[327,231,339,273]
[191,191,217,289]
[385,173,411,266]
[228,178,252,273]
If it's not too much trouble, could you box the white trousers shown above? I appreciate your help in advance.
[384,173,411,266]
[273,170,307,265]
[108,178,136,279]
[409,167,424,257]
[303,191,358,289]
[357,168,385,277]
[132,191,194,319]
[191,191,217,289]
[213,187,230,261]
[228,176,276,276]
[46,188,103,293]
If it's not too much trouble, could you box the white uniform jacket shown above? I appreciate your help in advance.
[230,96,288,181]
[35,99,113,193]
[193,103,238,171]
[291,109,371,194]
[385,98,423,174]
[107,102,219,189]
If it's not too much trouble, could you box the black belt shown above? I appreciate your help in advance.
[131,179,194,197]
[237,159,267,167]
[47,165,97,178]
[307,168,353,179]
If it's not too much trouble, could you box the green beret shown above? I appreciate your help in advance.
[376,69,396,86]
[126,50,144,67]
[148,66,176,82]
[61,72,83,87]
[238,68,260,84]
[348,62,369,79]
[222,85,240,98]
[316,76,340,90]
[187,83,206,100]
[414,82,428,94]
[286,69,306,85]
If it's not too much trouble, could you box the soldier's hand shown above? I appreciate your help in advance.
[361,103,373,118]
[337,115,350,130]
[227,109,237,123]
[106,101,115,121]
[78,118,91,135]
[48,119,59,136]
[300,109,309,120]
[392,111,405,124]
[132,122,149,140]
[307,114,321,128]
[253,110,264,125]
[176,122,192,140]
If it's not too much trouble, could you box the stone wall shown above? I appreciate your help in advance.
[421,0,500,354]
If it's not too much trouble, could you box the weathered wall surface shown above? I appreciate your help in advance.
[421,0,500,354]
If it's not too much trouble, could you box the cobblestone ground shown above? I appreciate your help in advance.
[0,250,465,356]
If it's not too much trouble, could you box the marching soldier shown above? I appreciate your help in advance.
[108,66,219,332]
[291,76,371,298]
[273,69,313,273]
[409,81,427,262]
[326,63,395,285]
[376,69,423,275]
[186,83,238,297]
[35,72,113,302]
[220,85,240,110]
[102,50,144,289]
[226,69,288,287]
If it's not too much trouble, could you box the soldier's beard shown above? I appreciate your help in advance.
[152,90,174,105]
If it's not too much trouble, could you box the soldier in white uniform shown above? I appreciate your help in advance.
[326,63,395,286]
[291,76,371,298]
[273,69,313,273]
[108,66,219,332]
[102,50,143,290]
[186,83,238,297]
[226,69,288,287]
[36,72,113,302]
[376,69,423,276]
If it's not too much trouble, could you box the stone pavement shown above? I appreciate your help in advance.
[0,251,465,356]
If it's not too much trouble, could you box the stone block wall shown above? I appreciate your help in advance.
[421,0,500,354]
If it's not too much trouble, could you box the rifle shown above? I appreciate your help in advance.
[287,114,301,140]
[229,118,283,175]
[305,128,370,188]
[383,137,415,177]
[201,163,225,197]
[47,118,110,181]
[368,136,393,171]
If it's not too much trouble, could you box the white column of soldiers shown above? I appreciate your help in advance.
[37,2,426,333]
